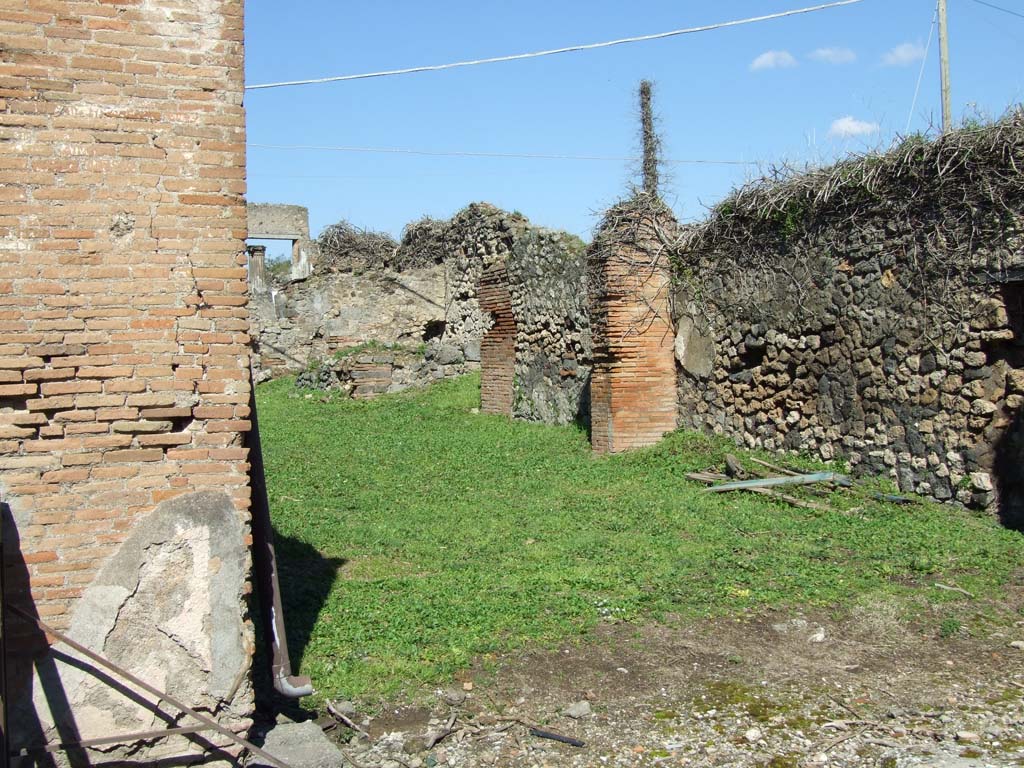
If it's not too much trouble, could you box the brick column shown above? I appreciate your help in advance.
[0,0,255,759]
[479,265,516,415]
[588,199,678,453]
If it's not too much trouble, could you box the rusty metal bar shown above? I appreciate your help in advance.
[247,362,313,699]
[8,605,292,768]
[11,724,212,757]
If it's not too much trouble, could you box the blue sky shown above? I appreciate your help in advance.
[245,0,1023,250]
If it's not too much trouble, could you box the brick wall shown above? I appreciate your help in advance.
[479,265,516,415]
[588,199,678,453]
[0,0,253,758]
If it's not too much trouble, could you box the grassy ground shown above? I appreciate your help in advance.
[257,373,1024,705]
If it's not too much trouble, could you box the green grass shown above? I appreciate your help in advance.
[258,374,1024,704]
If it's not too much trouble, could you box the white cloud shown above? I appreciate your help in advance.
[750,50,798,71]
[882,42,925,66]
[828,115,880,138]
[809,47,856,64]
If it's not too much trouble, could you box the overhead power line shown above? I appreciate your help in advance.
[968,0,1024,20]
[248,142,758,166]
[906,5,938,133]
[245,0,864,91]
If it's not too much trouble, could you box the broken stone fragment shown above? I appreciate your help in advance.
[563,700,592,719]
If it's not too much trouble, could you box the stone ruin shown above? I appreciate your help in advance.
[247,202,320,281]
[668,114,1024,521]
[2,11,1018,761]
[446,205,591,425]
[276,115,1024,523]
[249,202,591,424]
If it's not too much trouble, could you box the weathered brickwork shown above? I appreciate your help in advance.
[479,265,516,415]
[588,198,678,454]
[0,0,253,759]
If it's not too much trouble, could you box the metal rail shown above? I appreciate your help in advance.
[10,725,212,757]
[7,605,292,768]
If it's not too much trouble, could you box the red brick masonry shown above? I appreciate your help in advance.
[0,0,251,630]
[588,213,678,453]
[479,264,516,416]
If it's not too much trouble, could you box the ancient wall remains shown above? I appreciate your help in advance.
[442,204,528,343]
[252,263,450,373]
[445,204,591,424]
[671,116,1024,518]
[505,228,591,424]
[296,344,477,397]
[247,202,318,279]
[251,203,590,424]
[587,197,679,453]
[0,0,253,761]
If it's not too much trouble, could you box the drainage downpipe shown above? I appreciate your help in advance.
[247,363,315,699]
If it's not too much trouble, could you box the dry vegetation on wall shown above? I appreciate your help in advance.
[674,110,1024,344]
[316,216,450,273]
[317,220,398,272]
[397,215,449,270]
[587,193,677,324]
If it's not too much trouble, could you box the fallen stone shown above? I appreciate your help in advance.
[744,727,763,743]
[251,720,347,768]
[563,700,592,719]
[332,700,357,717]
[956,731,981,743]
[971,472,994,492]
[1009,640,1024,650]
[404,736,427,754]
[441,687,467,706]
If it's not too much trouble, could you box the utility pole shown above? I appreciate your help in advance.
[938,0,952,131]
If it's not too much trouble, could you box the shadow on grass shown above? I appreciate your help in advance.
[252,528,344,714]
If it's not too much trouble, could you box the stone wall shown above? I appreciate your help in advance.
[670,117,1024,518]
[587,197,679,453]
[252,263,449,372]
[251,203,590,424]
[442,204,529,343]
[0,0,254,761]
[506,228,591,425]
[297,345,478,398]
[247,202,318,279]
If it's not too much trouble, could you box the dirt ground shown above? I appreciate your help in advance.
[304,588,1024,768]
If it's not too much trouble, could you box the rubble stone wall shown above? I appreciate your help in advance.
[252,264,449,372]
[506,228,591,425]
[0,0,254,760]
[670,120,1024,517]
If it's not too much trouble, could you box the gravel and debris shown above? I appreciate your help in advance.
[261,608,1024,768]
